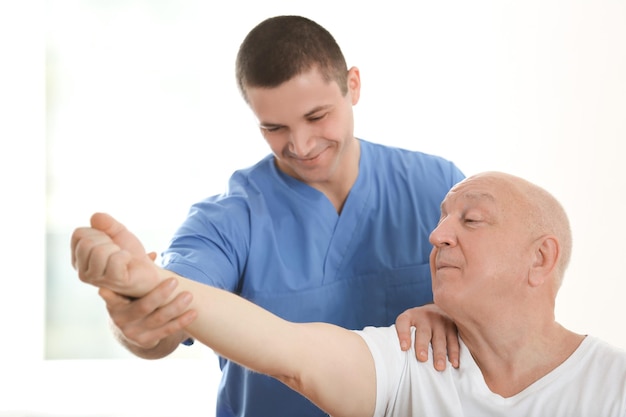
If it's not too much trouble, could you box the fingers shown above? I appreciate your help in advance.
[394,304,461,371]
[90,213,146,256]
[429,319,460,371]
[395,307,430,362]
[70,212,146,273]
[71,226,110,270]
[394,310,416,352]
[71,226,129,286]
[445,322,460,369]
[98,286,133,308]
[429,324,448,371]
[71,214,161,297]
[412,325,432,364]
[99,279,196,350]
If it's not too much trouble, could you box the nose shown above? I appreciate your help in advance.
[429,217,456,248]
[288,126,315,158]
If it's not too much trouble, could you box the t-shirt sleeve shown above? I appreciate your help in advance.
[354,326,410,417]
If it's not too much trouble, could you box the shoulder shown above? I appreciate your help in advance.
[560,336,626,414]
[227,154,276,193]
[355,326,463,416]
[355,326,408,381]
[359,139,464,181]
[564,336,626,396]
[580,336,626,366]
[191,154,276,209]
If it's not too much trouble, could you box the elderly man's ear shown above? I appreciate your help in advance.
[528,236,559,288]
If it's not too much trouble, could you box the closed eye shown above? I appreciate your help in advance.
[462,209,486,225]
[308,112,328,122]
[260,125,284,133]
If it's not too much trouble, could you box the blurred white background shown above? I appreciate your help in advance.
[1,0,625,415]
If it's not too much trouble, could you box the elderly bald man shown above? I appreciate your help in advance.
[72,171,626,417]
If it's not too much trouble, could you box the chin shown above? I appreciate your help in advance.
[297,164,336,183]
[432,287,452,309]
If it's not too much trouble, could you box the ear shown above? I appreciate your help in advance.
[347,66,361,105]
[528,235,560,287]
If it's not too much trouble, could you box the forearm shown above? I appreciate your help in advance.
[107,266,296,371]
[173,276,296,374]
[170,275,377,417]
[116,270,376,416]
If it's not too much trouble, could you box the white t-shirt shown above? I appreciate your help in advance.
[357,326,626,417]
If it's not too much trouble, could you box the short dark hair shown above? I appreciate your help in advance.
[235,15,348,102]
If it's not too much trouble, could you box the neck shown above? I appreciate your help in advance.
[316,137,360,214]
[459,319,584,397]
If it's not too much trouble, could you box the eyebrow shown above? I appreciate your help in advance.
[303,105,332,118]
[259,121,284,130]
[259,105,333,129]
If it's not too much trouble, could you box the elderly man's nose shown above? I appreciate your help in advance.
[429,220,454,247]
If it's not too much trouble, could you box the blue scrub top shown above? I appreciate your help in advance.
[162,138,464,417]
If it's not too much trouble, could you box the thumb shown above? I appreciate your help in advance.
[90,213,146,257]
[394,312,413,351]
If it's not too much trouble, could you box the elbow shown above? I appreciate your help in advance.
[274,370,312,400]
[274,371,304,393]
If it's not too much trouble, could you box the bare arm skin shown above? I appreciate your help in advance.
[171,277,377,417]
[72,213,377,417]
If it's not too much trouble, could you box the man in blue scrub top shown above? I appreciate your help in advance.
[84,15,465,417]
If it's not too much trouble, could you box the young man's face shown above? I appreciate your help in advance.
[246,67,361,188]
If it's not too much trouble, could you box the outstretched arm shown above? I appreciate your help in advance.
[170,276,376,417]
[72,213,377,417]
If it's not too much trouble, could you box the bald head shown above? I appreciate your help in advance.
[450,172,572,285]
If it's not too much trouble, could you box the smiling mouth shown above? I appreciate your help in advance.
[296,154,322,162]
[290,148,327,166]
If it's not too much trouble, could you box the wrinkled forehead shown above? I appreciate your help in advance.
[442,176,501,210]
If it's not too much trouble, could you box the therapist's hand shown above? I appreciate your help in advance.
[395,304,460,371]
[98,281,196,356]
